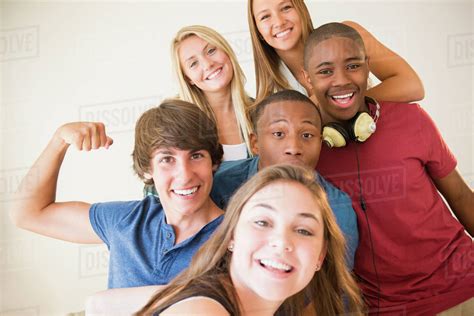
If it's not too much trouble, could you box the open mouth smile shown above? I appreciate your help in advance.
[172,186,199,197]
[329,92,355,108]
[206,67,222,80]
[274,28,292,39]
[259,258,293,273]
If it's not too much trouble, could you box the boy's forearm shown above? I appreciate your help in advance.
[433,169,474,237]
[10,133,70,228]
[451,190,474,237]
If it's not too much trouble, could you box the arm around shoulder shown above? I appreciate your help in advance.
[342,21,425,103]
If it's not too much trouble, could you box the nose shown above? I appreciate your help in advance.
[273,12,285,28]
[201,56,213,72]
[269,230,294,252]
[332,68,350,87]
[284,135,302,156]
[174,159,194,184]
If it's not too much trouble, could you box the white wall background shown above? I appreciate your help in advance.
[1,0,472,315]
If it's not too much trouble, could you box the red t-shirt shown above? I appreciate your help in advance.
[317,101,473,315]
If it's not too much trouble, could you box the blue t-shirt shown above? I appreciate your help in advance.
[89,196,223,288]
[211,157,358,270]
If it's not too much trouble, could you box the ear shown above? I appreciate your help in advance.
[212,163,219,172]
[143,172,153,181]
[227,240,235,252]
[317,242,328,268]
[250,132,259,156]
[302,69,312,88]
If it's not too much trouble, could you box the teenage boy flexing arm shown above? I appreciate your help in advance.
[10,100,224,289]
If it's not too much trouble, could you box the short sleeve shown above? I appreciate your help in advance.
[89,200,143,247]
[416,105,457,179]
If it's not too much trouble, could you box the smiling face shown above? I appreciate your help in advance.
[252,0,303,53]
[251,99,322,169]
[144,147,215,220]
[304,36,369,124]
[178,35,234,95]
[229,180,326,305]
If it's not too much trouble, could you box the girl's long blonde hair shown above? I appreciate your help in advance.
[247,0,313,102]
[137,164,365,316]
[171,25,254,154]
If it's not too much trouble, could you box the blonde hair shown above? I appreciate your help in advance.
[247,0,314,102]
[171,25,254,154]
[137,164,365,315]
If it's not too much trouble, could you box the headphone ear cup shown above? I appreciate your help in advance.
[351,112,376,142]
[322,123,350,148]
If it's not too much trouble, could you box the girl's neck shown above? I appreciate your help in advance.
[204,88,233,113]
[231,275,282,316]
[277,40,305,79]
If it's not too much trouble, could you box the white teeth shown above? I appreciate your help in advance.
[260,259,292,272]
[275,29,291,38]
[206,68,222,80]
[332,93,354,99]
[174,187,198,196]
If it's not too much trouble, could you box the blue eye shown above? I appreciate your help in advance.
[296,228,313,236]
[189,60,198,69]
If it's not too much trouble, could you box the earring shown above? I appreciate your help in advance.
[315,263,321,271]
[227,243,234,252]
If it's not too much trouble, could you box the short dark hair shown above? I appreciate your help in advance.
[304,22,366,69]
[249,89,322,133]
[132,99,223,184]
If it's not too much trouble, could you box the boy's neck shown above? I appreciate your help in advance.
[165,199,223,244]
[322,97,370,125]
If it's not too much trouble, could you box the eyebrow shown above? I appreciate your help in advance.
[269,118,319,127]
[315,56,365,69]
[253,203,320,223]
[155,149,174,155]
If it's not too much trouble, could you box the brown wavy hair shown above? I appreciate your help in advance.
[136,164,365,315]
[132,99,223,185]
